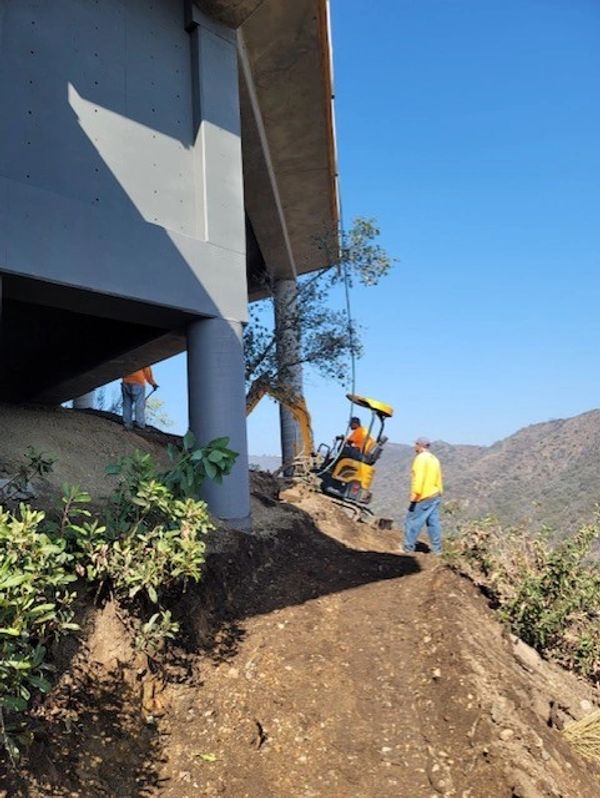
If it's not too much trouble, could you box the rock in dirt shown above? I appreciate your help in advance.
[510,635,542,672]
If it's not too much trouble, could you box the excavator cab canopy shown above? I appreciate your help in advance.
[346,393,394,419]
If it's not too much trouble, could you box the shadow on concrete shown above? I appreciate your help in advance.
[0,0,240,403]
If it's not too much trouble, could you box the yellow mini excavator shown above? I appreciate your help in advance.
[315,393,394,526]
[246,384,393,526]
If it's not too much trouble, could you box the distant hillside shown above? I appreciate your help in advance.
[372,409,600,534]
[249,455,281,473]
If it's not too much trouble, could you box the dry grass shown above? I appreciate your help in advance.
[563,710,600,764]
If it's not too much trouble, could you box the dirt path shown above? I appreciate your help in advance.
[2,457,599,797]
[154,489,599,798]
[163,559,441,797]
[158,557,598,798]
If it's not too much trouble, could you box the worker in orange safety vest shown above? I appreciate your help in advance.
[121,367,159,431]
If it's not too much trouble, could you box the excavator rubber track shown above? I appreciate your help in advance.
[326,497,393,529]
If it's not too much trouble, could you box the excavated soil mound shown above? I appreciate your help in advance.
[0,403,171,502]
[0,406,599,797]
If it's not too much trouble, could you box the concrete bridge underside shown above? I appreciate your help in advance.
[0,0,337,405]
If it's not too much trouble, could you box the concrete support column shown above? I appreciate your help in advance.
[185,7,249,528]
[187,318,250,528]
[73,391,95,410]
[273,278,303,469]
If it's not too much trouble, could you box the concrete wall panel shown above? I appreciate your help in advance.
[0,176,246,320]
[0,0,247,321]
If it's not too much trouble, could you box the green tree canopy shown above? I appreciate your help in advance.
[244,217,394,394]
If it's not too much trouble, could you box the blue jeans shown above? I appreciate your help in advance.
[404,495,442,554]
[122,382,146,429]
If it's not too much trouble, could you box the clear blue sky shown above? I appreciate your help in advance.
[148,0,600,454]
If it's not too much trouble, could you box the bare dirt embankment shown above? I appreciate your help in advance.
[0,405,599,797]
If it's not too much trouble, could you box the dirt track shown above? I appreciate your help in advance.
[157,489,600,798]
[0,411,599,797]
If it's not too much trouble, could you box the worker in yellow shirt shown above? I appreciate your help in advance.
[403,436,443,555]
[121,367,158,431]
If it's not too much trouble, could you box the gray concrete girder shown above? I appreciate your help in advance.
[240,0,338,287]
[34,330,186,406]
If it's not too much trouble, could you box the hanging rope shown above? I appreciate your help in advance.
[314,196,357,479]
[339,193,357,407]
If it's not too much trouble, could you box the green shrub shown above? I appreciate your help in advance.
[97,445,219,606]
[446,517,600,681]
[501,524,600,679]
[68,478,211,606]
[0,435,238,762]
[134,610,179,658]
[162,431,238,497]
[0,503,79,762]
[0,447,55,506]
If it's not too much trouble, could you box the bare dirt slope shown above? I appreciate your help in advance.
[1,407,599,797]
[0,403,171,501]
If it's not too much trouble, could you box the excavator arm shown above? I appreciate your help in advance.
[245,382,314,456]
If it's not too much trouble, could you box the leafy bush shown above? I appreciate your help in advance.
[0,503,79,762]
[104,450,156,534]
[0,448,55,506]
[69,478,211,606]
[0,434,237,761]
[163,431,238,497]
[104,433,237,525]
[446,517,600,682]
[96,443,223,605]
[134,610,179,658]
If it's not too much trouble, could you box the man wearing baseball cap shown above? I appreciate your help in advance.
[403,436,443,555]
